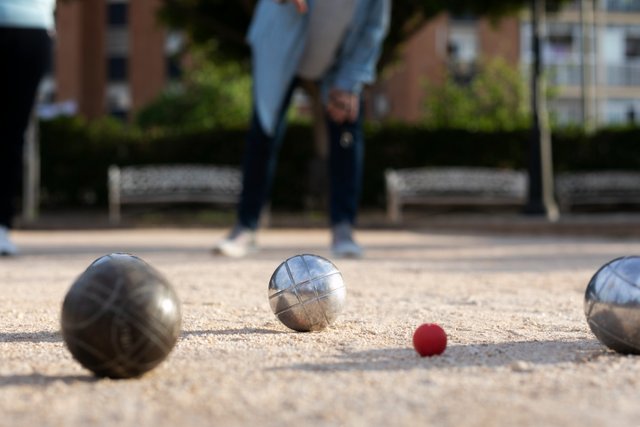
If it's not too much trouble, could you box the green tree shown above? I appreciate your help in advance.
[135,46,252,131]
[422,58,530,131]
[157,1,567,69]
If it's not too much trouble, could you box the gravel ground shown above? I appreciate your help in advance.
[1,227,640,427]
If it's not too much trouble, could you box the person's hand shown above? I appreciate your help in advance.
[327,89,359,124]
[275,0,307,13]
[291,0,307,13]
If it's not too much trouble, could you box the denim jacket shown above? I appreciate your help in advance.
[0,0,56,30]
[247,0,390,136]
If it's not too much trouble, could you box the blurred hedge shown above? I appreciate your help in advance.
[39,117,640,210]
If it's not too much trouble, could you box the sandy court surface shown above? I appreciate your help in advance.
[2,227,640,426]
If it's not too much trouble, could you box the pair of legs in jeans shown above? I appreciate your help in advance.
[216,77,364,257]
[0,28,51,255]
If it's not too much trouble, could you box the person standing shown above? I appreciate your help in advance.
[0,0,55,256]
[214,0,390,258]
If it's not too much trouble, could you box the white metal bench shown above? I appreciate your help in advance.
[108,164,242,224]
[556,171,640,210]
[385,167,527,223]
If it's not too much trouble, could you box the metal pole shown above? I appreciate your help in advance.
[524,0,559,221]
[580,0,596,132]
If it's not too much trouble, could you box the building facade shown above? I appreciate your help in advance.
[43,0,179,120]
[374,14,521,122]
[532,0,640,125]
[378,0,640,127]
[43,1,640,127]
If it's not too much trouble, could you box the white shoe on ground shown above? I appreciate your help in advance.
[0,226,18,257]
[212,226,257,258]
[331,222,363,259]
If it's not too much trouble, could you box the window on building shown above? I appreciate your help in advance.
[108,57,128,81]
[447,20,478,84]
[165,32,185,81]
[167,57,182,80]
[604,99,640,124]
[625,36,640,60]
[107,83,131,121]
[450,13,475,23]
[606,0,640,12]
[546,24,575,63]
[108,3,128,27]
[448,23,478,64]
[549,34,573,53]
[106,1,129,85]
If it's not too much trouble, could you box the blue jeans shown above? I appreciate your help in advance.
[238,78,364,230]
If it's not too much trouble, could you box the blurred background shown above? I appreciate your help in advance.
[23,0,640,227]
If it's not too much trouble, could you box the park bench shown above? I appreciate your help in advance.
[555,170,640,210]
[384,167,527,223]
[108,164,242,224]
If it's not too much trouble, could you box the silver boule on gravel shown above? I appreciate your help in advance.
[268,254,346,332]
[585,255,640,354]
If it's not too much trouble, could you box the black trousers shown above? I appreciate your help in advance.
[238,78,364,230]
[0,27,51,228]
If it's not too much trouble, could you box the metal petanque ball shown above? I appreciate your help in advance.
[585,256,640,354]
[61,253,182,378]
[268,254,346,332]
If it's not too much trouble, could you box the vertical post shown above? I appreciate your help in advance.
[524,0,559,221]
[580,0,596,132]
[593,0,603,126]
[108,165,121,225]
[22,111,40,224]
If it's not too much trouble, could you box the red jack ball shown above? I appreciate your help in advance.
[413,323,447,357]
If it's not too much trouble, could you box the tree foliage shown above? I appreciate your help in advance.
[158,0,254,65]
[158,0,572,69]
[422,58,531,131]
[135,46,252,131]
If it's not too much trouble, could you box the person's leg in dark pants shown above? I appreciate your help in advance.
[238,112,291,230]
[214,78,298,257]
[326,97,365,258]
[0,28,51,255]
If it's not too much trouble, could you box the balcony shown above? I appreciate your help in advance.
[545,63,640,87]
[605,0,640,12]
[546,63,583,86]
[607,63,640,85]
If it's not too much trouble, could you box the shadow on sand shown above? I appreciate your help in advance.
[0,331,62,343]
[270,338,613,372]
[0,373,97,387]
[181,327,285,338]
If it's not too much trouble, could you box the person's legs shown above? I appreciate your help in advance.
[0,28,51,255]
[326,97,365,258]
[237,107,292,230]
[214,78,298,257]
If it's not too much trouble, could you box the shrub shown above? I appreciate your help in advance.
[39,117,640,210]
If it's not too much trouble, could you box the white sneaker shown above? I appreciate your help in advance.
[0,226,18,256]
[331,222,363,259]
[212,226,257,258]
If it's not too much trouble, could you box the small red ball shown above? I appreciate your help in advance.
[413,323,447,357]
